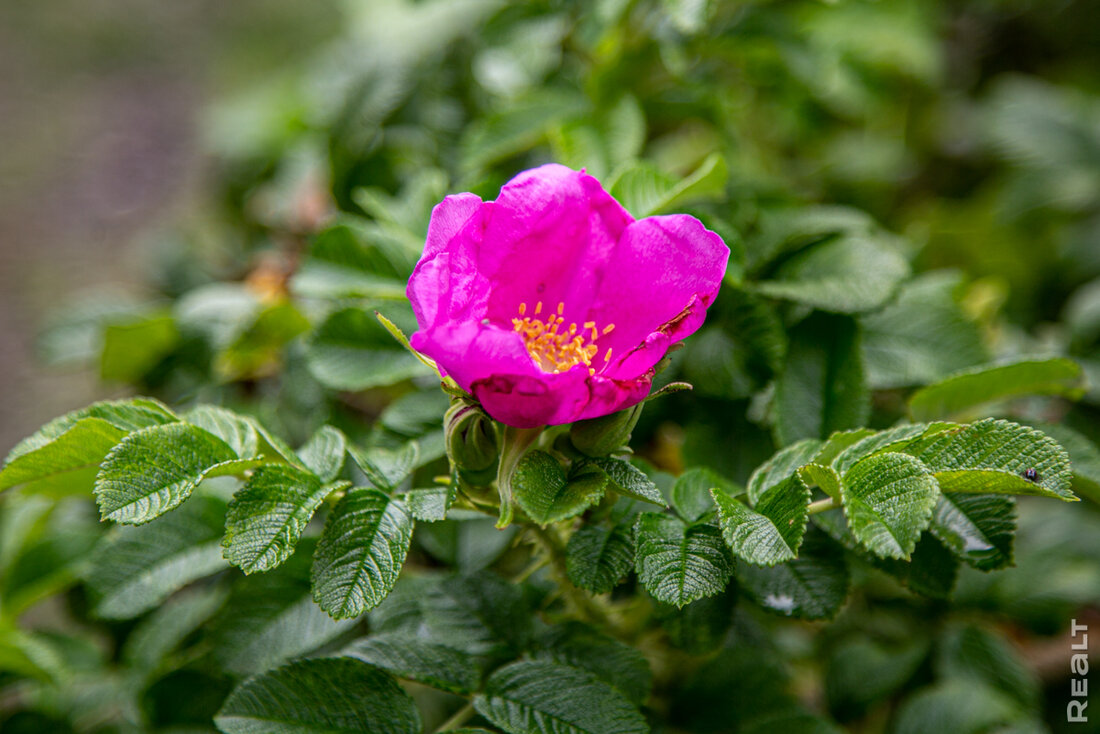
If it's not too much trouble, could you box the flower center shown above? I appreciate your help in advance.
[512,301,615,374]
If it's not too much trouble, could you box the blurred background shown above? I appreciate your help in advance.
[0,0,342,451]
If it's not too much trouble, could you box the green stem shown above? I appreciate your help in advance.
[495,425,543,528]
[434,701,475,733]
[807,497,838,514]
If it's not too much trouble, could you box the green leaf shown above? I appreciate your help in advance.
[0,418,126,495]
[929,493,1015,571]
[460,89,589,173]
[185,405,260,459]
[712,476,810,566]
[607,153,728,218]
[348,441,419,491]
[825,635,928,715]
[655,590,735,655]
[747,439,822,504]
[634,513,732,607]
[936,623,1040,712]
[411,574,516,652]
[891,681,1025,734]
[513,451,607,526]
[733,528,849,620]
[566,523,634,594]
[304,306,428,391]
[417,513,519,571]
[670,467,732,522]
[1032,421,1100,502]
[1,398,178,493]
[215,657,420,734]
[910,418,1075,501]
[840,452,939,560]
[402,486,455,522]
[812,510,958,599]
[753,235,910,314]
[799,463,842,501]
[907,357,1085,422]
[311,487,413,619]
[861,271,989,389]
[291,222,410,301]
[589,458,665,506]
[100,313,179,382]
[535,622,652,705]
[122,585,228,677]
[223,464,341,574]
[85,494,229,619]
[832,423,938,476]
[212,554,358,676]
[296,425,347,483]
[94,423,257,525]
[774,313,869,445]
[740,712,845,734]
[341,633,479,694]
[475,660,648,734]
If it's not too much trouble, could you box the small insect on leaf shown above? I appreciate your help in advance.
[1022,468,1040,482]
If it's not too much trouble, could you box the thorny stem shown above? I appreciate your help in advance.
[433,701,475,733]
[495,425,543,528]
[807,497,838,514]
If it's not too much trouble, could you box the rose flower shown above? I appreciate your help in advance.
[407,164,729,429]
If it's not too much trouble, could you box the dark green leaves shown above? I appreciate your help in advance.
[475,660,648,734]
[634,513,732,607]
[215,657,420,734]
[94,423,253,525]
[591,458,665,506]
[223,464,341,574]
[912,419,1075,501]
[341,633,480,694]
[1,398,177,494]
[566,524,634,594]
[311,487,413,619]
[774,313,869,445]
[513,451,606,525]
[85,494,229,619]
[304,306,427,390]
[733,529,849,619]
[930,493,1015,571]
[840,452,939,560]
[607,153,728,218]
[907,357,1086,421]
[753,236,909,314]
[296,425,347,483]
[712,477,810,566]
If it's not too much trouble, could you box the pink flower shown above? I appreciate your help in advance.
[407,164,730,428]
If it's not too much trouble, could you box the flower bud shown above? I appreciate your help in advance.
[445,398,499,474]
[569,401,643,457]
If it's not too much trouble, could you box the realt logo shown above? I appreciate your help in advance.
[1069,619,1089,723]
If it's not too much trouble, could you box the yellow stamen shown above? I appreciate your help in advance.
[512,303,615,374]
[604,347,613,363]
[602,324,615,335]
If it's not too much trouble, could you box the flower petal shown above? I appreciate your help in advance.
[410,321,535,390]
[477,164,634,325]
[587,214,728,377]
[407,197,490,331]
